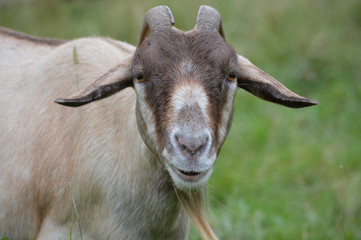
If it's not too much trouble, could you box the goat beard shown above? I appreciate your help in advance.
[174,187,218,240]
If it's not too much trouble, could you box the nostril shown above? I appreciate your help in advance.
[175,135,190,153]
[175,135,186,149]
[174,134,209,156]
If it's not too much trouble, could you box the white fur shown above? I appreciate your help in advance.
[171,82,210,123]
[218,81,237,145]
[0,32,188,239]
[134,82,158,147]
[164,82,217,190]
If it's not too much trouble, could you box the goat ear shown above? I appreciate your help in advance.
[55,61,133,107]
[236,55,318,108]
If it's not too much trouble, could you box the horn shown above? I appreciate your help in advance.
[195,5,225,38]
[138,6,175,46]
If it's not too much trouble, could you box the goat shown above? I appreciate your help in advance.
[0,5,317,240]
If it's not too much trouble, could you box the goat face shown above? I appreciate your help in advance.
[132,29,239,190]
[55,6,317,191]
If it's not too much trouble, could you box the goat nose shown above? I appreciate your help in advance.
[174,133,209,156]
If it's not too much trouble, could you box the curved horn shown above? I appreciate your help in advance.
[195,5,225,38]
[138,6,175,45]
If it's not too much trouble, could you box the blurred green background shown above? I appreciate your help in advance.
[1,0,360,239]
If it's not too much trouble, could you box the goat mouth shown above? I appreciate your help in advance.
[171,166,206,182]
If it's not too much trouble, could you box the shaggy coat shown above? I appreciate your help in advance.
[0,5,316,240]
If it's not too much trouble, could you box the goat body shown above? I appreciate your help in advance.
[0,28,188,239]
[0,6,317,240]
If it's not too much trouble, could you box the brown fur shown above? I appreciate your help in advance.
[132,29,238,153]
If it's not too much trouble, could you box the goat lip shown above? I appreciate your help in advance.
[171,166,206,182]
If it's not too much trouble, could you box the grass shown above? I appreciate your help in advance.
[1,0,360,239]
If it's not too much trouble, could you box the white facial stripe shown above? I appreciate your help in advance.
[218,82,237,143]
[171,82,209,123]
[134,83,157,143]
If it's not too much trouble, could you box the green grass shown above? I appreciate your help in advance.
[1,0,360,239]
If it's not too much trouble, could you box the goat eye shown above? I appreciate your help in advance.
[136,74,146,82]
[226,73,236,81]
